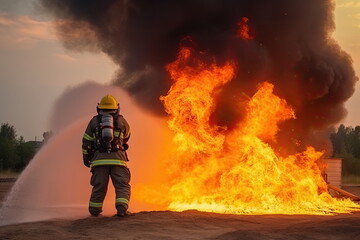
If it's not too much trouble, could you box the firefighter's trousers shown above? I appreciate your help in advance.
[89,165,131,215]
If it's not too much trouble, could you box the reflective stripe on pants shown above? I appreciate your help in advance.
[89,201,103,208]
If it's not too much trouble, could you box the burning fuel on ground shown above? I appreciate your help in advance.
[39,0,360,214]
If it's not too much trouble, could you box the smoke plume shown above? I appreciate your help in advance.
[40,0,357,152]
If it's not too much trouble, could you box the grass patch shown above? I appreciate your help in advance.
[342,175,360,184]
[0,170,20,178]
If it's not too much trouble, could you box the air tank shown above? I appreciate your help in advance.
[101,113,114,151]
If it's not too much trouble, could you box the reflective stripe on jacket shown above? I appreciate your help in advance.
[91,159,127,167]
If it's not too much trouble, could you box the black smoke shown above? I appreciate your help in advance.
[40,0,357,153]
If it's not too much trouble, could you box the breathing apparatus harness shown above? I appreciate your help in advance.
[94,106,125,153]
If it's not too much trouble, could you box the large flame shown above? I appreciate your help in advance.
[160,47,359,215]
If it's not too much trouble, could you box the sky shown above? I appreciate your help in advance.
[334,0,360,129]
[0,0,359,141]
[0,0,117,141]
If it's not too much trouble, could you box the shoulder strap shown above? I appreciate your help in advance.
[113,115,119,129]
[96,114,101,124]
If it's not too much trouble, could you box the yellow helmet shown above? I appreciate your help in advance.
[97,94,119,110]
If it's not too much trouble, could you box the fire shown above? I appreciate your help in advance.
[236,17,254,40]
[160,47,359,215]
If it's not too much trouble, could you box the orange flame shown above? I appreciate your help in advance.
[160,47,359,215]
[236,17,254,40]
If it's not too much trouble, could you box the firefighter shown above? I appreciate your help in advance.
[82,94,131,217]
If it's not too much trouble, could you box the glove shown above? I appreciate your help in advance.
[83,159,91,168]
[83,155,91,168]
[123,143,129,151]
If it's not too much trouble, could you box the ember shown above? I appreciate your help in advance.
[236,17,254,40]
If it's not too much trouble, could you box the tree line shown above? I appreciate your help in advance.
[0,122,359,176]
[0,123,38,172]
[331,124,360,176]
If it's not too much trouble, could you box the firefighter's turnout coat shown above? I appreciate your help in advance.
[82,114,130,167]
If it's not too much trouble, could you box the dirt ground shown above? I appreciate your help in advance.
[0,210,359,240]
[0,182,360,240]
